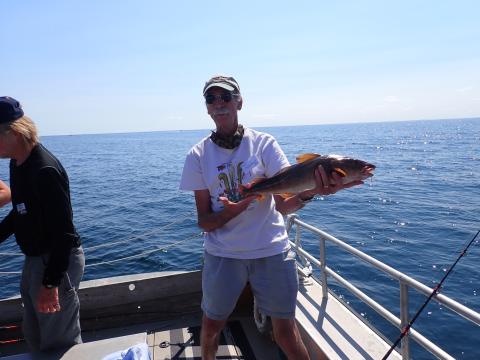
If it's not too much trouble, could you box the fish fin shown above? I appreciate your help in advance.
[279,192,296,199]
[334,167,348,177]
[296,153,321,163]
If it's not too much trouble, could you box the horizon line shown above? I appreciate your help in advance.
[40,116,480,138]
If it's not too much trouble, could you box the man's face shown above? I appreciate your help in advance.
[205,87,242,135]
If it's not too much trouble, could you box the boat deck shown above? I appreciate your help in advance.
[0,270,402,360]
[296,276,401,360]
[1,313,283,360]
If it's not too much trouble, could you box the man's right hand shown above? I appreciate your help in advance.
[195,189,258,232]
[37,286,61,313]
[218,194,257,218]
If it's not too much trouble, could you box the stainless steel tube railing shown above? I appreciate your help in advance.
[286,214,479,360]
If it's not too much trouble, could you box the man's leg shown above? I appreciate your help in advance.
[23,248,85,351]
[249,250,310,359]
[200,314,227,360]
[20,258,41,351]
[271,317,310,360]
[38,247,85,351]
[201,252,247,359]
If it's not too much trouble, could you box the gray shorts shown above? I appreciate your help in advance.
[202,250,298,320]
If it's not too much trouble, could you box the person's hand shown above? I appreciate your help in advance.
[300,165,364,198]
[0,180,11,207]
[37,286,61,313]
[218,194,258,218]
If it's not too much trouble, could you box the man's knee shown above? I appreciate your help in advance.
[272,317,310,359]
[201,314,226,337]
[272,317,297,340]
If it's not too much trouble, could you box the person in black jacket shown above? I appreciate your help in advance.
[0,96,85,352]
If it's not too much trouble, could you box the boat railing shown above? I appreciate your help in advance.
[286,214,480,360]
[0,211,202,277]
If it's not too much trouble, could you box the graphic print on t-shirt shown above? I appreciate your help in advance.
[216,161,244,203]
[215,156,262,204]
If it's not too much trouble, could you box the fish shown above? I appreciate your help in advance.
[241,153,375,199]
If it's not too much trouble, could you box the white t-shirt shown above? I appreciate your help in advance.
[179,127,291,259]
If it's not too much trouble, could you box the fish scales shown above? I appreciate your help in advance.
[241,154,375,198]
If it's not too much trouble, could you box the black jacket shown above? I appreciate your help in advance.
[0,144,81,286]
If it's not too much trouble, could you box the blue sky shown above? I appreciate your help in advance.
[1,1,479,135]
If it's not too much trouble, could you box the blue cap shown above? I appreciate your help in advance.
[0,96,24,124]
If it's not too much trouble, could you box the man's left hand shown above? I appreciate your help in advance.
[37,286,61,313]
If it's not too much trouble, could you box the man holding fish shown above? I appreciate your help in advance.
[180,75,374,360]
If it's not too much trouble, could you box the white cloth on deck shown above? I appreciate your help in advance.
[101,342,150,360]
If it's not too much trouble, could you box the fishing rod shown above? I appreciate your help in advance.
[382,230,480,360]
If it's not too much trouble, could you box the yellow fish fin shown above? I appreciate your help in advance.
[296,153,321,163]
[334,167,348,177]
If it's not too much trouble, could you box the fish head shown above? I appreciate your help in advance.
[327,155,376,184]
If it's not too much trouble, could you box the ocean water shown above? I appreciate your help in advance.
[0,118,479,359]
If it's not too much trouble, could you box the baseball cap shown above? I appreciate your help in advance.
[203,75,241,95]
[0,96,24,124]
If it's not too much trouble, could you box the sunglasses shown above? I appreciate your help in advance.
[204,92,237,105]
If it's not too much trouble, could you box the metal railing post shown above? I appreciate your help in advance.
[319,236,328,298]
[295,221,301,250]
[285,214,297,234]
[400,281,410,359]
